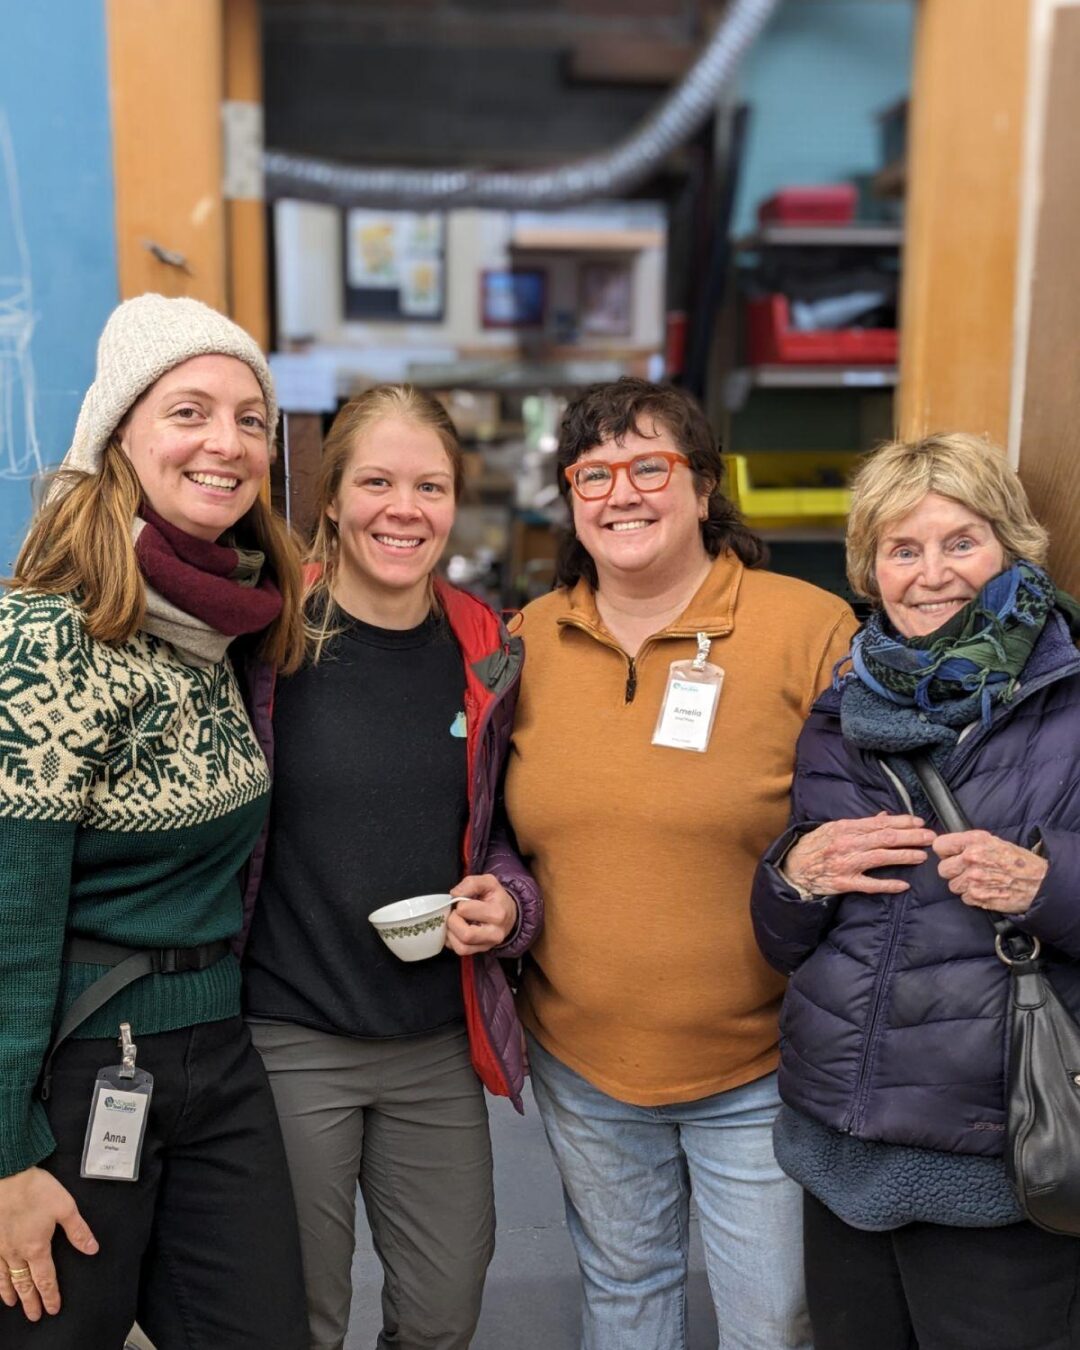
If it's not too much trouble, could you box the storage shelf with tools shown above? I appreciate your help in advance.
[710,202,903,600]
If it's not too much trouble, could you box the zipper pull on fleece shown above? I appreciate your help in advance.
[625,658,637,704]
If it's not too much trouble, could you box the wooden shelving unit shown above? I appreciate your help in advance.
[510,227,664,252]
[710,220,903,596]
[723,363,898,411]
[734,224,903,250]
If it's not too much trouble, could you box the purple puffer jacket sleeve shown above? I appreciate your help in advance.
[473,819,537,1115]
[485,824,542,961]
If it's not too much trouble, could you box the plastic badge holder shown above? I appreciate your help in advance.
[652,633,724,753]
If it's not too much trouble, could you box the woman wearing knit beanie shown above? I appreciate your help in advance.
[0,294,308,1348]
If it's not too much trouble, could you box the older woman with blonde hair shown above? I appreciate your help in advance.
[0,293,308,1348]
[752,432,1080,1350]
[243,384,541,1350]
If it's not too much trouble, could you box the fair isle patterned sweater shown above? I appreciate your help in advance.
[0,591,271,1177]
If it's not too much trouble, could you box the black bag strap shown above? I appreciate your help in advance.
[907,753,1041,968]
[39,938,230,1101]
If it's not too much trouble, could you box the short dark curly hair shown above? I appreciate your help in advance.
[555,377,767,588]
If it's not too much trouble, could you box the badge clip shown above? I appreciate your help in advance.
[118,1022,137,1079]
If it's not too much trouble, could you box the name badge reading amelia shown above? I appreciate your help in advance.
[652,632,724,754]
[81,1023,153,1182]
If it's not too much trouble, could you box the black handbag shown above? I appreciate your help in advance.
[909,752,1080,1237]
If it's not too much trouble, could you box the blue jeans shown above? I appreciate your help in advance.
[527,1036,810,1350]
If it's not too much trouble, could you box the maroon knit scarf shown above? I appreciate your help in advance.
[135,505,282,637]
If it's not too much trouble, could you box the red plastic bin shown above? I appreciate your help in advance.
[757,185,857,226]
[745,295,898,366]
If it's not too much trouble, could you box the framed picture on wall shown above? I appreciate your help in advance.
[480,268,546,329]
[578,260,633,337]
[343,209,445,321]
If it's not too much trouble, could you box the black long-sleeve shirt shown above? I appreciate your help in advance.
[244,611,469,1038]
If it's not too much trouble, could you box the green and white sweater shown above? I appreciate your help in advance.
[0,591,271,1177]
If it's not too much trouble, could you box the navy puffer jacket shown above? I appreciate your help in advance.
[751,612,1080,1157]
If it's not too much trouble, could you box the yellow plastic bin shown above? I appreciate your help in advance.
[723,454,852,519]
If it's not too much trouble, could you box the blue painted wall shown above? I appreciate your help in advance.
[0,0,117,567]
[733,0,914,232]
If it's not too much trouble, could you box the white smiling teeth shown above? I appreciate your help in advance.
[374,535,421,549]
[609,521,651,532]
[188,472,238,490]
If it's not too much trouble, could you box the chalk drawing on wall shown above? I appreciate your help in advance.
[0,112,43,481]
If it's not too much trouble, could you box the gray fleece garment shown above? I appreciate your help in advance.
[774,1106,1023,1231]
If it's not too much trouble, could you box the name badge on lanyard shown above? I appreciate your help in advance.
[652,632,724,753]
[81,1023,153,1182]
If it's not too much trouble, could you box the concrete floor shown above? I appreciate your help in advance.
[344,1080,718,1350]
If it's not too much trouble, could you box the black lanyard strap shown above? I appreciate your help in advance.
[39,938,231,1101]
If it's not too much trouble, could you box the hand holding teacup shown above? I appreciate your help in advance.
[446,874,518,955]
[369,876,519,962]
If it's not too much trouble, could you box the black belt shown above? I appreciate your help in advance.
[39,937,231,1101]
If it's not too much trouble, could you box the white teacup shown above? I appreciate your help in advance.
[368,893,455,962]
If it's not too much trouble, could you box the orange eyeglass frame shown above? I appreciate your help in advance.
[564,450,690,501]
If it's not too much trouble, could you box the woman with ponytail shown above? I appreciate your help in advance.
[243,385,541,1350]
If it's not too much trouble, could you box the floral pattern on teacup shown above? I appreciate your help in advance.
[379,914,447,941]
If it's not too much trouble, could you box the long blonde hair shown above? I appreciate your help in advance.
[305,385,464,660]
[10,439,307,673]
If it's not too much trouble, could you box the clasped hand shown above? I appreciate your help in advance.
[933,830,1047,914]
[783,812,1047,914]
[783,813,935,896]
[445,874,518,955]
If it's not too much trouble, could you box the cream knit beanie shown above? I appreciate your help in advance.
[63,293,278,475]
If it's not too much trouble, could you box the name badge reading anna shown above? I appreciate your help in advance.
[652,632,724,753]
[81,1024,153,1182]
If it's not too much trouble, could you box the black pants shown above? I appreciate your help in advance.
[804,1190,1080,1350]
[1,1017,308,1349]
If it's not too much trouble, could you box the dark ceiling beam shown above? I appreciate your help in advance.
[566,37,696,84]
[260,2,700,51]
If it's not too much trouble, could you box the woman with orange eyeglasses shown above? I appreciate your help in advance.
[503,377,857,1350]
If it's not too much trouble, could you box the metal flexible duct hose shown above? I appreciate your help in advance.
[263,0,779,208]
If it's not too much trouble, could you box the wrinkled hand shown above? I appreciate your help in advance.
[783,813,936,898]
[933,831,1047,915]
[446,874,518,955]
[0,1166,98,1320]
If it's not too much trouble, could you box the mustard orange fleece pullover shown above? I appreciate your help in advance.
[505,552,857,1106]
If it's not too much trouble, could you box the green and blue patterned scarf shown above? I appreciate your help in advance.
[852,561,1058,721]
[840,562,1080,780]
